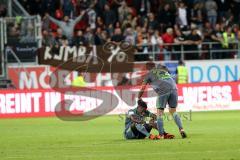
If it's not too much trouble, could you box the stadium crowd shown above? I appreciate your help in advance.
[3,0,240,60]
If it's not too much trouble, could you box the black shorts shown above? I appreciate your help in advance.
[131,123,152,139]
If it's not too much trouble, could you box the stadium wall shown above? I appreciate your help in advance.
[0,81,239,118]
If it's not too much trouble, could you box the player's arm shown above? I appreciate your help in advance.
[48,15,63,27]
[175,68,178,83]
[74,10,87,25]
[145,110,157,121]
[150,113,157,121]
[138,81,147,100]
[128,110,144,124]
[145,110,157,128]
[130,115,145,124]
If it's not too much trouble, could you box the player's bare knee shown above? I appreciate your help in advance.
[157,108,164,117]
[169,108,176,115]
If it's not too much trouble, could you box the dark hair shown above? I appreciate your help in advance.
[137,99,147,109]
[178,60,184,65]
[62,35,67,40]
[146,61,155,70]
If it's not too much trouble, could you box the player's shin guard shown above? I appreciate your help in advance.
[157,116,165,136]
[173,112,183,130]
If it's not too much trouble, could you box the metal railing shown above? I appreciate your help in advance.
[5,16,42,47]
[0,16,41,66]
[0,18,7,79]
[135,41,240,61]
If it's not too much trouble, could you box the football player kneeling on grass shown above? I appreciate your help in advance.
[124,100,159,140]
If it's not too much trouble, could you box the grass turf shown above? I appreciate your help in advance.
[0,111,240,160]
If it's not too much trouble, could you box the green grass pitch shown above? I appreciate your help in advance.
[0,111,240,160]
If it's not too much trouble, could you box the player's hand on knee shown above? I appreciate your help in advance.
[149,119,155,126]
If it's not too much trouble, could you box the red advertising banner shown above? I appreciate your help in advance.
[0,81,239,119]
[7,65,147,89]
[177,81,240,111]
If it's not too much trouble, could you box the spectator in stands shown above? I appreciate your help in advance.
[106,23,114,37]
[149,29,163,60]
[99,30,110,44]
[157,3,174,33]
[61,35,69,46]
[174,29,187,60]
[94,27,103,45]
[211,23,224,59]
[87,5,97,30]
[121,13,137,30]
[190,2,204,29]
[84,27,95,45]
[135,26,143,49]
[124,28,135,45]
[103,4,117,28]
[94,27,105,45]
[138,14,149,29]
[203,21,213,42]
[42,29,55,46]
[42,13,51,32]
[78,0,92,10]
[162,28,174,60]
[111,28,125,42]
[7,22,21,38]
[0,4,7,17]
[222,10,234,27]
[237,30,240,57]
[54,28,64,47]
[185,28,202,60]
[20,20,35,43]
[216,0,230,21]
[222,26,236,58]
[135,27,149,61]
[141,28,149,56]
[74,30,87,46]
[94,0,107,18]
[96,16,104,28]
[45,10,86,41]
[118,1,131,24]
[133,0,150,17]
[147,12,158,30]
[177,1,189,28]
[222,26,235,48]
[201,22,211,59]
[233,24,239,40]
[231,0,240,24]
[41,0,60,16]
[62,0,74,17]
[54,34,67,49]
[205,0,218,27]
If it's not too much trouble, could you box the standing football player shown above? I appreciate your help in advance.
[138,63,187,139]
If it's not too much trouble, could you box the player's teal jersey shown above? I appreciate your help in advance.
[143,68,177,95]
[124,108,153,133]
